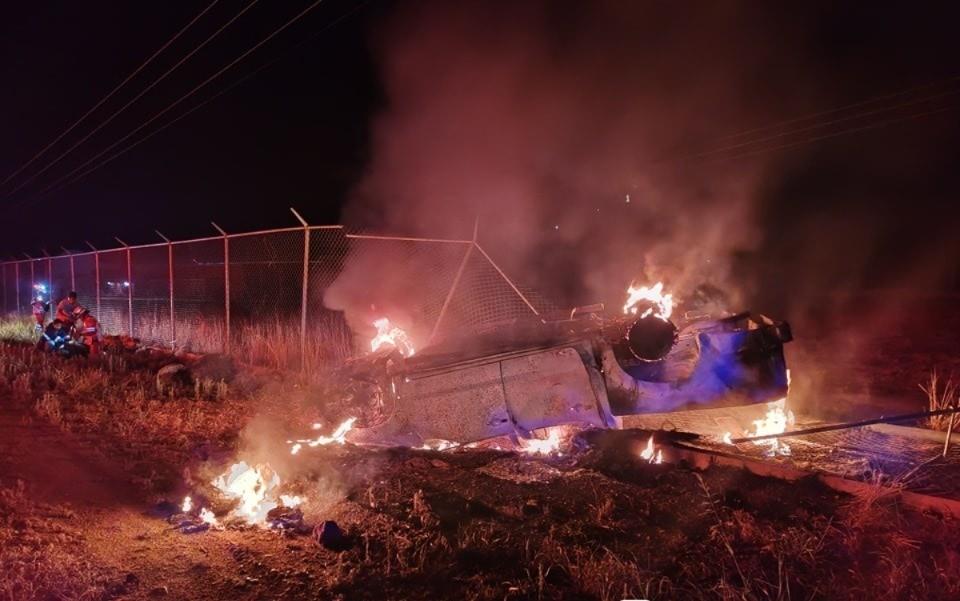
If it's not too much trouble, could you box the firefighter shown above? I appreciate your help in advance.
[56,291,79,325]
[36,319,71,354]
[30,295,49,334]
[72,306,102,356]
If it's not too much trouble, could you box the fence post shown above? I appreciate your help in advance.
[28,259,34,299]
[116,238,133,336]
[157,231,175,348]
[44,253,52,299]
[290,208,310,372]
[15,262,20,313]
[86,242,100,320]
[212,223,230,354]
[63,248,76,292]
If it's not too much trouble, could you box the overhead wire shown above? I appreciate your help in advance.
[39,0,371,197]
[691,102,959,165]
[706,74,960,144]
[0,0,221,190]
[5,0,260,197]
[658,84,960,165]
[26,0,327,202]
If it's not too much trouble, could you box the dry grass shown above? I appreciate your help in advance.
[133,313,354,375]
[920,370,958,431]
[0,480,124,601]
[0,342,252,494]
[0,316,35,343]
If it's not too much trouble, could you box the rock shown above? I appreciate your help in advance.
[157,363,191,390]
[314,520,349,551]
[149,585,168,596]
[192,354,237,383]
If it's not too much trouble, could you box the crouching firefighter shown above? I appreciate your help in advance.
[73,306,102,356]
[36,319,73,355]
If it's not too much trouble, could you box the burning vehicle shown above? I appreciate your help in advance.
[343,285,792,446]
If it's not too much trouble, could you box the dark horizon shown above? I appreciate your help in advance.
[3,1,960,312]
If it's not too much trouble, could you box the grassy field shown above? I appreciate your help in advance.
[1,314,960,600]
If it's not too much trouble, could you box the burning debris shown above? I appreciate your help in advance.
[623,281,674,321]
[340,282,792,449]
[208,462,303,527]
[639,434,664,464]
[289,417,357,455]
[370,317,415,357]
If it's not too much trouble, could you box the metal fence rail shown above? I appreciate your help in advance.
[1,211,552,371]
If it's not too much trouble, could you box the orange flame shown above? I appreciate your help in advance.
[639,434,663,464]
[290,417,357,455]
[370,317,415,357]
[623,282,674,321]
[518,427,565,456]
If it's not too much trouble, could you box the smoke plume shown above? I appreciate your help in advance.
[337,0,820,315]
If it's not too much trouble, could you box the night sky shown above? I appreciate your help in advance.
[3,1,960,313]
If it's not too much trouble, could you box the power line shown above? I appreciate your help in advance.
[5,0,260,197]
[697,102,959,165]
[28,0,327,202]
[707,74,960,144]
[661,85,960,165]
[41,0,372,198]
[0,0,221,190]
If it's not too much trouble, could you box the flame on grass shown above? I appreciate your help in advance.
[210,461,302,525]
[290,417,357,455]
[639,434,663,464]
[623,282,674,321]
[518,427,565,456]
[180,495,219,527]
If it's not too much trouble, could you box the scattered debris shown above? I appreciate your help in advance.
[157,363,191,391]
[476,457,566,484]
[314,520,349,551]
[266,505,309,533]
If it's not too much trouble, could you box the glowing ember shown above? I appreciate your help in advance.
[211,461,282,525]
[181,495,193,513]
[518,427,564,456]
[747,397,795,455]
[639,434,663,464]
[290,417,357,454]
[623,281,674,321]
[722,398,795,455]
[370,317,415,357]
[419,439,460,451]
[199,507,218,526]
[280,494,303,507]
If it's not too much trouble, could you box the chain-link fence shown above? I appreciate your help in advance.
[0,222,554,371]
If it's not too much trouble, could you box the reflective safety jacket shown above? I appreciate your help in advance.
[31,300,48,324]
[78,314,101,341]
[56,298,78,323]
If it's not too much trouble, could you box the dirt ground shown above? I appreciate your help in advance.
[2,312,960,600]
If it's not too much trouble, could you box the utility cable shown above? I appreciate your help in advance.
[6,0,259,197]
[30,0,326,201]
[43,0,369,197]
[0,0,220,189]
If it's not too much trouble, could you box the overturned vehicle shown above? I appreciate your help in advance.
[344,306,792,446]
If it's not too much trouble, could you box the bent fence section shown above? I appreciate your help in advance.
[1,222,553,372]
